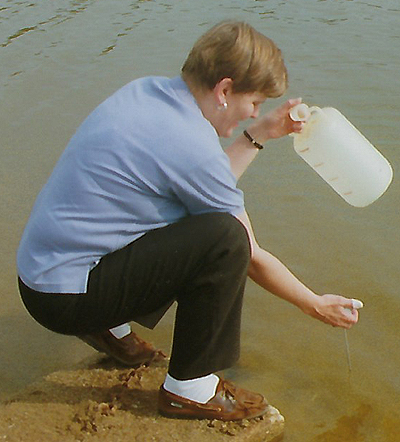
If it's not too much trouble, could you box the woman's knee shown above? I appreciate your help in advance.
[199,212,251,266]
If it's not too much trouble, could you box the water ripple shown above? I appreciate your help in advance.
[1,25,37,48]
[0,0,97,48]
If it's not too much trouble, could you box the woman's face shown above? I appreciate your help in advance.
[217,91,267,138]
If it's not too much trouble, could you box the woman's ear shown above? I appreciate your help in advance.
[213,78,234,107]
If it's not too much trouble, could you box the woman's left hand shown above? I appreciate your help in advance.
[248,97,304,142]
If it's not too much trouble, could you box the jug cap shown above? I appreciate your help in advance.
[289,103,311,122]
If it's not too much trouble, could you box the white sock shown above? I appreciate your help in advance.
[163,373,220,404]
[109,323,131,339]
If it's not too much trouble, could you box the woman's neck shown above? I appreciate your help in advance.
[182,76,222,134]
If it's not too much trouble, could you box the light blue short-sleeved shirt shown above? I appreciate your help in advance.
[17,76,245,293]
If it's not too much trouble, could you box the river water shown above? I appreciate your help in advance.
[1,0,399,440]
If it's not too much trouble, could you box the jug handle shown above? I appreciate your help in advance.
[308,106,322,119]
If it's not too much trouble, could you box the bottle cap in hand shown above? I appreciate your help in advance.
[351,299,364,310]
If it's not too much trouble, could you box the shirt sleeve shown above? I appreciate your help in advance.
[168,151,245,216]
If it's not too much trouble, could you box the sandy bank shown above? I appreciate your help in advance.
[0,356,284,442]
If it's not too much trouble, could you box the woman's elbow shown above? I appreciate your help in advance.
[248,243,263,277]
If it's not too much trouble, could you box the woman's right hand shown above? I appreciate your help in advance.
[304,294,360,329]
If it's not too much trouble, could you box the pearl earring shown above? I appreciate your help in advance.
[218,102,228,111]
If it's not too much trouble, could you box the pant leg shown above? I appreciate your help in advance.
[169,214,250,379]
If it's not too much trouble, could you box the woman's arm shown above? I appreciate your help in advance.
[236,210,359,329]
[226,98,303,180]
[227,99,359,328]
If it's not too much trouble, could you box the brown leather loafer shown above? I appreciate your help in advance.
[78,330,167,366]
[158,378,269,421]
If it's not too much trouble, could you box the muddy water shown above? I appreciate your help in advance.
[1,1,399,441]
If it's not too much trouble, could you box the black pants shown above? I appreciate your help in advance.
[19,212,251,379]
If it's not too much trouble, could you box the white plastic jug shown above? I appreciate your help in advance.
[289,103,393,207]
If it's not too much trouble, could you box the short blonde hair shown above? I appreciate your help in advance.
[182,21,288,97]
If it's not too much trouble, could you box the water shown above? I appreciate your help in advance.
[1,0,399,440]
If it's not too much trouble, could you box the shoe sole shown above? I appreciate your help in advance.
[158,402,269,421]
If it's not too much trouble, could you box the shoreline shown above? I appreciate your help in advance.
[0,355,285,442]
